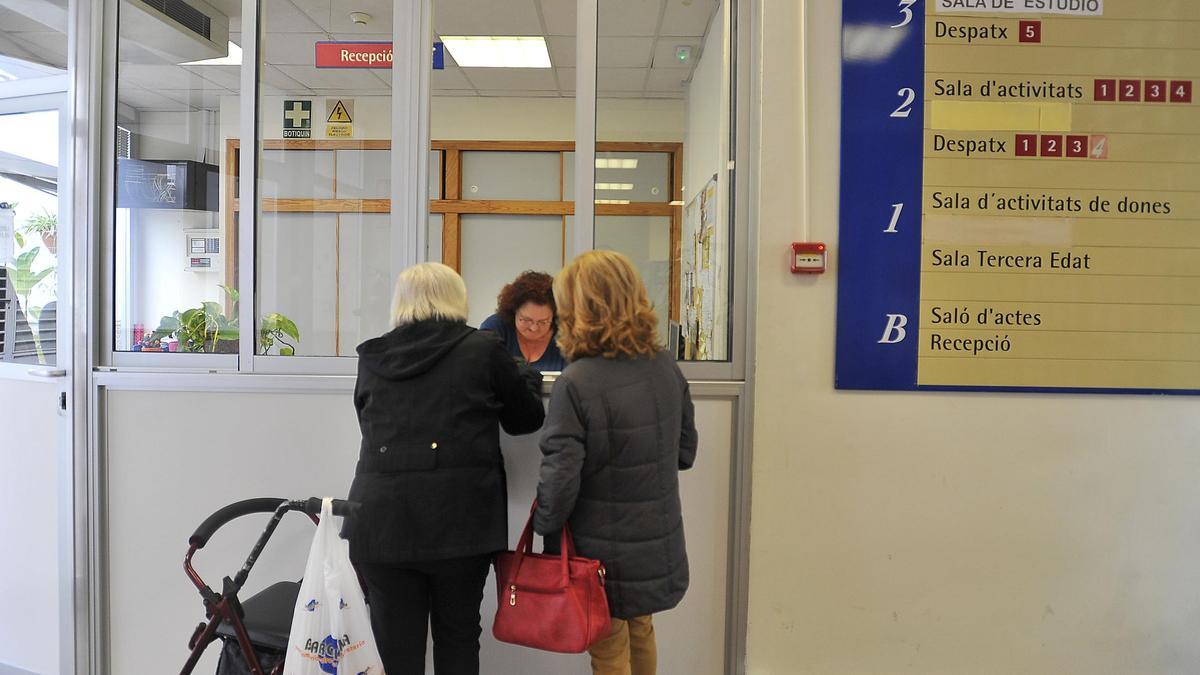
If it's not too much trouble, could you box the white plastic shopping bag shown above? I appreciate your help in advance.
[282,498,385,675]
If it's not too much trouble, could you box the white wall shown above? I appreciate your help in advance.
[746,2,1200,673]
[0,379,60,675]
[104,389,732,674]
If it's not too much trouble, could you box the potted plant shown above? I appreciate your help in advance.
[149,286,299,355]
[21,209,57,256]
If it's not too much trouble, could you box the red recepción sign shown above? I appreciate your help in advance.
[315,42,393,68]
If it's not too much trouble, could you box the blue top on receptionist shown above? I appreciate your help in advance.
[480,313,566,372]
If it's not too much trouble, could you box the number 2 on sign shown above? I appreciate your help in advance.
[892,0,917,28]
[891,88,915,118]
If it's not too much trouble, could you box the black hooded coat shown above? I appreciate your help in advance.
[347,319,545,564]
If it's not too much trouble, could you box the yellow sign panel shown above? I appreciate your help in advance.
[326,124,352,138]
[913,1,1200,391]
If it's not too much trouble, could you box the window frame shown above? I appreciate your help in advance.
[99,0,748,381]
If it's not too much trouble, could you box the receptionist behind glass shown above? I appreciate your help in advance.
[479,270,567,372]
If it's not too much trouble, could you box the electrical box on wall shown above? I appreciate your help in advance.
[184,229,222,272]
[791,242,826,274]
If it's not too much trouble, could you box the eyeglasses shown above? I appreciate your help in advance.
[516,316,552,328]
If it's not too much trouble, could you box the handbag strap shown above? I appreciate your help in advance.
[509,499,575,589]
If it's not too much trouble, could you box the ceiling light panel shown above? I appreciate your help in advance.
[595,158,638,169]
[440,36,551,68]
[595,183,634,191]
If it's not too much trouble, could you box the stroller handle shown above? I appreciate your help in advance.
[189,497,359,549]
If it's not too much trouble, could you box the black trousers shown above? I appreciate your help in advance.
[358,554,492,675]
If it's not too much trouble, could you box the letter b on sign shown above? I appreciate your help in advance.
[878,314,908,344]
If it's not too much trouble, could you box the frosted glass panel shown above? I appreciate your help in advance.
[428,214,443,263]
[564,152,671,202]
[461,215,563,328]
[338,214,393,352]
[595,216,671,345]
[430,150,442,200]
[260,150,335,200]
[461,152,561,201]
[257,213,337,356]
[335,150,390,199]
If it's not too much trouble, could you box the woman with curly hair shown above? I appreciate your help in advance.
[479,270,566,371]
[533,250,698,675]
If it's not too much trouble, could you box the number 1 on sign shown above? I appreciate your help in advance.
[892,0,917,28]
[885,203,903,233]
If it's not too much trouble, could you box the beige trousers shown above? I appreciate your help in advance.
[588,615,657,675]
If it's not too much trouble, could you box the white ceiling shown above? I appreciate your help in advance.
[1,0,719,112]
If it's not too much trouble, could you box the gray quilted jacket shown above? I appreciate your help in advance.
[533,350,698,619]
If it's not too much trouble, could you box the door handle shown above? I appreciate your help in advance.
[27,368,67,378]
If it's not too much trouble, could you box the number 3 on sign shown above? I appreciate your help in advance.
[892,0,917,28]
[891,88,916,118]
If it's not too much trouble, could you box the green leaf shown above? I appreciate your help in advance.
[279,346,294,356]
[279,316,300,341]
[13,231,24,248]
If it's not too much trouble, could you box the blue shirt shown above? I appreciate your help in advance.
[479,313,566,372]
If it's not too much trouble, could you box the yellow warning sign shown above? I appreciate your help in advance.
[326,124,352,138]
[326,99,353,124]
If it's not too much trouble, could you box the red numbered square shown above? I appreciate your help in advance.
[1145,80,1167,103]
[1065,135,1088,158]
[1094,79,1116,101]
[1118,79,1141,101]
[1089,135,1109,160]
[1171,80,1193,103]
[1019,20,1042,43]
[1040,135,1064,157]
[1015,134,1038,157]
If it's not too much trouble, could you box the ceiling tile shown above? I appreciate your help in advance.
[170,88,227,111]
[556,67,575,92]
[546,36,573,68]
[275,64,391,90]
[181,64,240,89]
[263,33,324,66]
[463,68,557,91]
[259,64,310,94]
[119,64,216,91]
[598,0,662,37]
[598,37,654,68]
[0,7,57,32]
[645,66,689,92]
[261,0,326,33]
[8,31,67,68]
[117,87,191,112]
[434,0,543,36]
[661,0,719,37]
[432,66,474,90]
[325,0,393,33]
[537,0,576,36]
[652,38,701,68]
[598,68,645,92]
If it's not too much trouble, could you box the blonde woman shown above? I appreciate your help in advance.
[533,251,698,675]
[348,262,544,675]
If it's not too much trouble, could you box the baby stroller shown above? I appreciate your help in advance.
[179,497,359,675]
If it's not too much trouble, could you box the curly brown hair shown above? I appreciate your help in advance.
[496,270,556,325]
[554,251,659,361]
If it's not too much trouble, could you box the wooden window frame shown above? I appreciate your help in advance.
[226,139,683,323]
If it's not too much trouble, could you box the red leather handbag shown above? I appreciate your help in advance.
[492,502,612,653]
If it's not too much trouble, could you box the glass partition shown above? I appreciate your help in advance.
[429,0,576,333]
[0,0,68,366]
[111,0,240,356]
[596,0,732,360]
[253,0,394,356]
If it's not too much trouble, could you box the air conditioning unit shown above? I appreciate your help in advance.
[119,0,230,64]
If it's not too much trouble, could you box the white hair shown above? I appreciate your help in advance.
[389,262,469,327]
